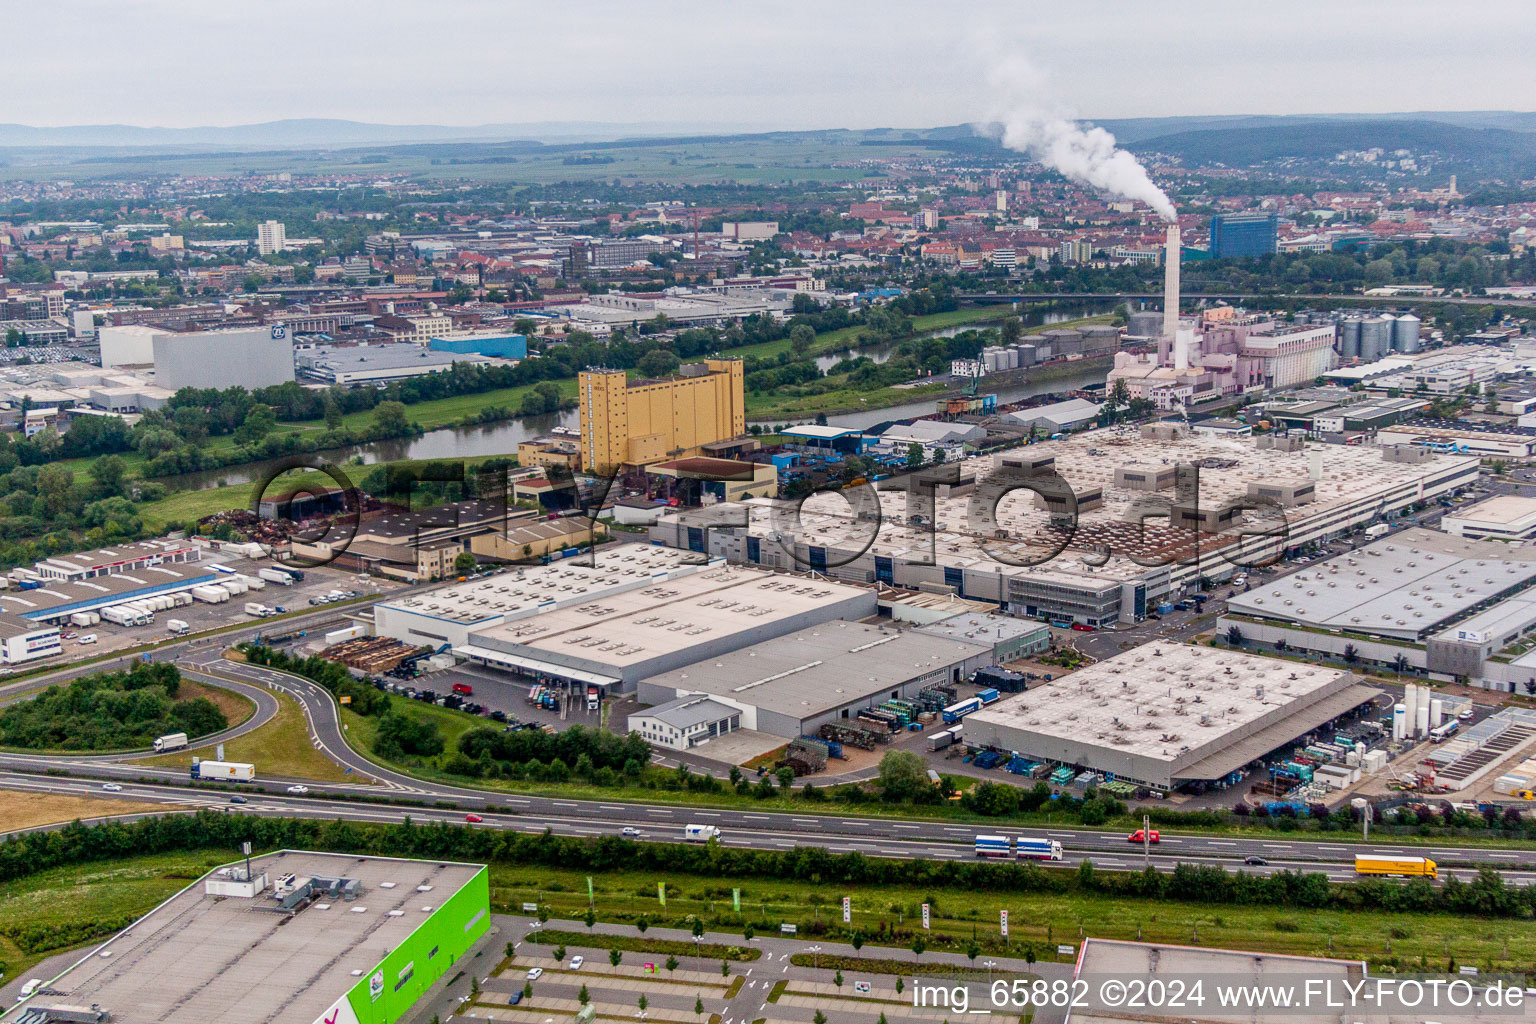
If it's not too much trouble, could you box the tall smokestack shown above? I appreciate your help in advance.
[1163,223,1180,342]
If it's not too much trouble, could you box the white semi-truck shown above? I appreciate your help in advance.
[166,619,190,636]
[190,760,255,782]
[154,732,189,752]
[244,602,272,617]
[683,824,721,843]
[258,567,295,585]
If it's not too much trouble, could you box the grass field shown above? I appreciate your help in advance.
[492,862,1535,973]
[721,308,1009,362]
[340,699,487,771]
[132,686,356,784]
[0,790,189,835]
[176,677,257,731]
[0,849,235,979]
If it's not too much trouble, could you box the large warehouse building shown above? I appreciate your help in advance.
[3,850,490,1024]
[1219,529,1536,684]
[458,564,876,690]
[374,545,710,649]
[964,641,1379,790]
[649,424,1479,628]
[152,324,295,390]
[636,619,994,738]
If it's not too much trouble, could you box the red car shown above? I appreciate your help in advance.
[1071,623,1095,632]
[465,813,484,823]
[452,682,474,696]
[1127,829,1160,844]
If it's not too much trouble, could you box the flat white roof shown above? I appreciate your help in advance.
[469,565,873,667]
[1228,528,1536,640]
[970,640,1351,764]
[379,545,707,625]
[1443,493,1536,528]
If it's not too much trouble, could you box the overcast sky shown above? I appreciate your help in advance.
[8,0,1533,129]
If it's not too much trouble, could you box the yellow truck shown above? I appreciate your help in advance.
[1355,855,1437,879]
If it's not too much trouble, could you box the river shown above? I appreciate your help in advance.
[161,302,1112,490]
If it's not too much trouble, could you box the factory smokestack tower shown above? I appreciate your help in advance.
[1162,223,1180,341]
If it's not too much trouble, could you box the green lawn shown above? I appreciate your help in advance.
[341,698,487,770]
[490,862,1536,973]
[0,850,237,979]
[721,308,1009,362]
[134,685,357,784]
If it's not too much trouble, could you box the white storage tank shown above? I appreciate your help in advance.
[1403,685,1418,735]
[1393,313,1421,353]
[1392,703,1407,740]
[1429,698,1444,728]
[1416,702,1431,737]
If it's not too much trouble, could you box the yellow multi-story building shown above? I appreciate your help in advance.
[579,358,745,472]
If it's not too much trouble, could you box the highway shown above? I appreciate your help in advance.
[1,769,1529,886]
[5,607,1536,884]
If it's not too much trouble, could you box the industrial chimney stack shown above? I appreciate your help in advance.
[1162,223,1180,341]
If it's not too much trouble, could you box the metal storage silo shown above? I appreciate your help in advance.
[1014,343,1037,366]
[1393,313,1421,353]
[1359,316,1392,361]
[1127,311,1163,338]
[1339,317,1362,359]
[1041,328,1083,356]
[1079,324,1121,356]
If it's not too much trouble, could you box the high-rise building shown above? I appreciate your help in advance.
[256,219,287,255]
[579,358,745,471]
[1208,213,1277,259]
[1058,239,1094,264]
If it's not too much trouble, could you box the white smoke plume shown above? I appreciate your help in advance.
[982,57,1176,223]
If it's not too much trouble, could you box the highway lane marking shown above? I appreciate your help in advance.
[742,814,769,820]
[1047,832,1074,837]
[1209,841,1237,846]
[1158,838,1183,843]
[893,824,919,830]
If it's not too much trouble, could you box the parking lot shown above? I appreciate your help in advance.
[50,559,401,660]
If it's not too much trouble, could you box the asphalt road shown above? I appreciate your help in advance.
[5,540,1535,886]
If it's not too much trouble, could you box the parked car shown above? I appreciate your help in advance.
[286,785,309,794]
[61,631,77,639]
[569,956,585,970]
[1071,623,1094,631]
[465,813,483,823]
[101,782,122,792]
[1127,829,1160,844]
[526,968,543,981]
[509,991,523,1005]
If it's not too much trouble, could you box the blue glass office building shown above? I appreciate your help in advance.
[1209,214,1277,259]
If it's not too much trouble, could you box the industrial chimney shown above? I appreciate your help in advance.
[1162,223,1181,342]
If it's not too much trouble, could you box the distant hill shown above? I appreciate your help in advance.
[1123,119,1536,176]
[0,118,747,150]
[1095,111,1536,145]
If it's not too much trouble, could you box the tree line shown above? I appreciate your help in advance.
[0,663,225,751]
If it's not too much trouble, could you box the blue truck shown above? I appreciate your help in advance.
[942,697,982,723]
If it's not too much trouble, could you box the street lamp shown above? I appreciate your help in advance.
[985,960,996,983]
[809,945,822,970]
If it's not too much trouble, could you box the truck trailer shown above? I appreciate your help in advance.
[166,619,190,636]
[258,567,295,585]
[1354,855,1436,878]
[974,835,1011,858]
[244,602,272,617]
[1015,837,1064,861]
[190,760,255,782]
